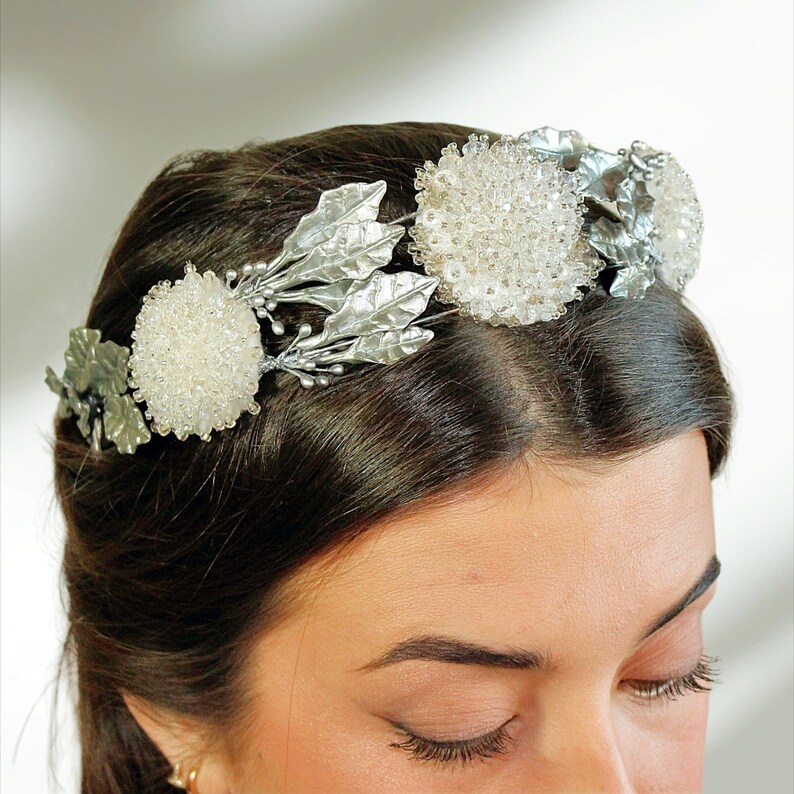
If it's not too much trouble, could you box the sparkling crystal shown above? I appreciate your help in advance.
[128,267,264,440]
[647,154,703,291]
[409,135,603,326]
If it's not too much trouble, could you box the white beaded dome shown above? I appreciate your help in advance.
[409,134,604,326]
[128,265,263,441]
[649,154,704,291]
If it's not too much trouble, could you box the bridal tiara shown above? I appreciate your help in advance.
[45,127,704,455]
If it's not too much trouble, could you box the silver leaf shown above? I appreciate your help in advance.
[588,217,652,268]
[45,365,75,420]
[63,327,129,397]
[280,181,388,260]
[90,339,131,398]
[520,127,591,168]
[270,221,404,291]
[609,263,656,299]
[65,386,92,439]
[45,365,64,397]
[56,397,74,420]
[314,326,435,365]
[63,327,102,392]
[103,393,152,454]
[297,270,439,351]
[276,280,356,312]
[616,177,655,241]
[577,149,626,202]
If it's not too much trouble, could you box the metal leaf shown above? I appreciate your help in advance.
[45,365,64,396]
[46,365,77,420]
[63,327,129,397]
[616,177,655,241]
[314,326,435,365]
[520,127,591,168]
[276,280,356,312]
[280,181,388,260]
[63,327,102,392]
[588,217,652,268]
[103,394,152,454]
[65,387,92,439]
[270,221,405,291]
[56,397,75,420]
[577,149,626,202]
[297,271,439,351]
[90,339,131,398]
[608,263,656,299]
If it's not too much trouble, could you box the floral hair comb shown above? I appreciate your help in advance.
[45,127,703,454]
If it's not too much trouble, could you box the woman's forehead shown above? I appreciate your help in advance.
[272,430,715,659]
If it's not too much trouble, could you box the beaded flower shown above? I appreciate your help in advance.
[127,266,264,441]
[409,129,704,316]
[46,127,704,454]
[409,134,602,325]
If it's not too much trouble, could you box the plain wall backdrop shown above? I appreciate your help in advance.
[2,0,792,791]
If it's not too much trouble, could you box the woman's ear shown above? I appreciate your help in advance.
[122,692,229,793]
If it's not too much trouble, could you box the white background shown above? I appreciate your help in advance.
[2,1,792,791]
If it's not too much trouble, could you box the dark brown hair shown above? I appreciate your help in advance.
[51,122,735,792]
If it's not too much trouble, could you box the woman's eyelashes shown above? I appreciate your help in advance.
[388,717,516,766]
[389,654,721,767]
[624,653,720,703]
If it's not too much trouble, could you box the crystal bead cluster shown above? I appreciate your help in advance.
[128,264,263,441]
[409,134,603,326]
[647,153,704,291]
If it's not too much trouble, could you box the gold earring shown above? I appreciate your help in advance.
[167,761,199,793]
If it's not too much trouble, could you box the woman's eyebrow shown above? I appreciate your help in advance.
[354,635,551,672]
[639,553,721,641]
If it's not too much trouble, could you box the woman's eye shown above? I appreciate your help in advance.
[387,656,719,766]
[626,653,720,702]
[389,717,515,766]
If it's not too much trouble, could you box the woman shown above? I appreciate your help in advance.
[48,121,734,792]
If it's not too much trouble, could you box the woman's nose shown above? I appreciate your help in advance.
[538,693,637,793]
[555,726,635,793]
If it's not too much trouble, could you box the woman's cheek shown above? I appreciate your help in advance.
[617,687,710,792]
